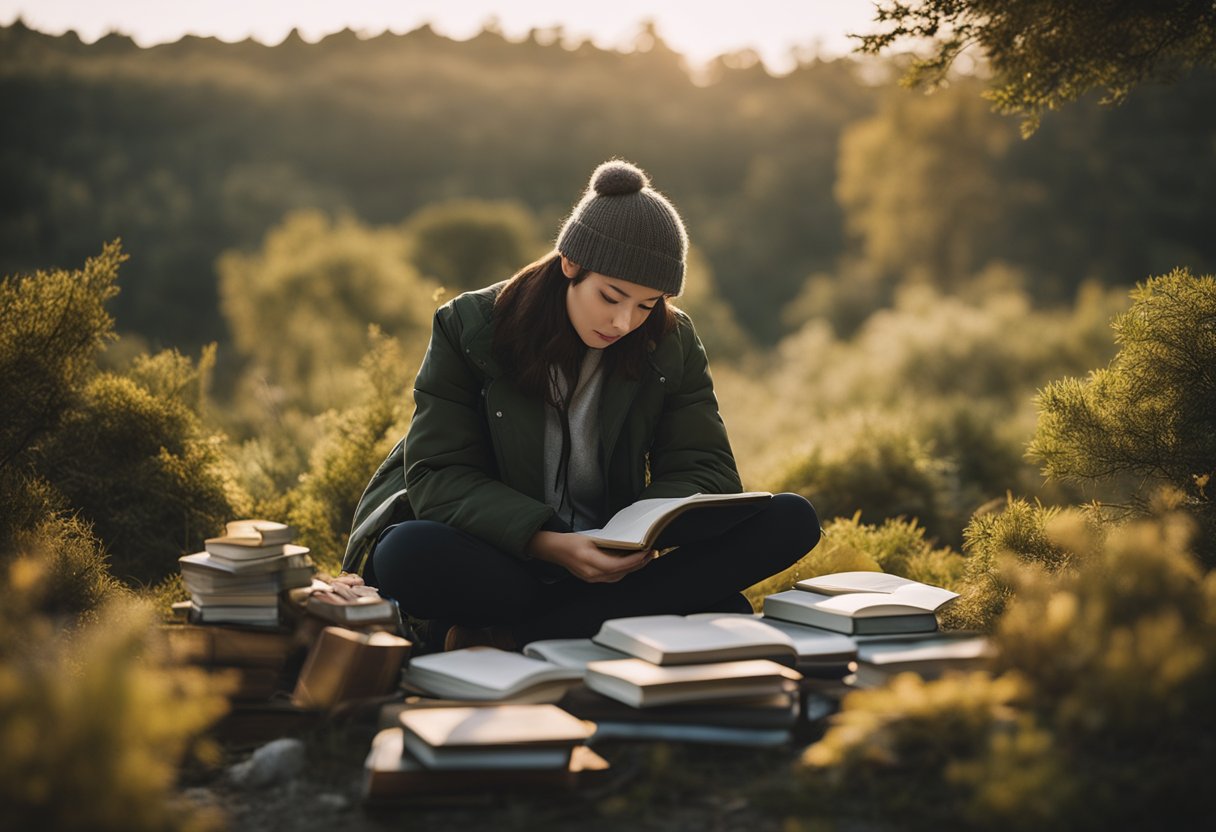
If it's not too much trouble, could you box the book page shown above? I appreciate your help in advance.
[578,497,698,545]
[797,571,921,595]
[522,639,629,669]
[407,647,580,692]
[598,614,795,654]
[400,704,591,747]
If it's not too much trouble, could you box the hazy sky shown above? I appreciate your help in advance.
[0,1,880,73]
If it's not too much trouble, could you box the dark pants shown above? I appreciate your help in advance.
[366,493,821,647]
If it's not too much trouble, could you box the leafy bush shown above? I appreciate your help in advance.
[771,420,957,543]
[285,327,414,573]
[218,210,438,415]
[944,498,1088,631]
[0,555,230,832]
[403,198,544,292]
[797,512,1216,830]
[0,467,125,617]
[0,242,120,469]
[1029,269,1216,564]
[744,514,964,610]
[32,370,246,585]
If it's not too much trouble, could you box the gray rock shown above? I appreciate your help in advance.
[227,738,306,789]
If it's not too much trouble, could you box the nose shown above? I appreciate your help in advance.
[611,305,632,333]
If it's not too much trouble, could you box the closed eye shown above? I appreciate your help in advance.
[601,290,656,311]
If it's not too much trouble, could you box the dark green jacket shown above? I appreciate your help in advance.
[341,282,741,574]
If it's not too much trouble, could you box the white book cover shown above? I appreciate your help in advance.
[403,647,583,700]
[575,492,771,549]
[787,587,957,616]
[584,658,801,707]
[857,635,993,665]
[690,612,858,661]
[399,704,591,748]
[180,549,311,575]
[593,614,796,665]
[522,639,630,670]
[796,572,959,608]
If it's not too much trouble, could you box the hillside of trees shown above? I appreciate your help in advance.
[3,20,1216,354]
[2,12,1215,829]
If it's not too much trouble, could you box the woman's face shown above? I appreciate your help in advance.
[561,255,664,348]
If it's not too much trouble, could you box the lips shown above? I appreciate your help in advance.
[594,330,620,344]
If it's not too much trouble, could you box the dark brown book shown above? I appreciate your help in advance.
[361,728,609,802]
[161,623,298,669]
[206,666,288,701]
[291,626,412,710]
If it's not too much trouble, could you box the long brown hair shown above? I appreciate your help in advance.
[493,252,677,405]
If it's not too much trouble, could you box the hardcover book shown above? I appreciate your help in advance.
[397,704,593,770]
[575,492,772,550]
[591,613,798,666]
[401,647,583,702]
[583,657,801,708]
[362,728,609,802]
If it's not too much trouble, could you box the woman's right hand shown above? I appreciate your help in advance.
[528,530,654,583]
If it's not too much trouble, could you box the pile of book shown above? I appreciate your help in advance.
[759,571,994,692]
[178,520,315,626]
[362,569,991,801]
[363,703,607,803]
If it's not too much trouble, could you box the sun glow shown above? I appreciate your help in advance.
[0,0,877,73]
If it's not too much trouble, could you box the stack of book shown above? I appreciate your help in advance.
[518,614,807,746]
[851,632,993,688]
[401,646,585,703]
[362,704,607,803]
[161,622,301,702]
[762,571,959,636]
[179,520,315,626]
[291,625,413,710]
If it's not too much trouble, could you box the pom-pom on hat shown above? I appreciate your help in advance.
[556,159,688,296]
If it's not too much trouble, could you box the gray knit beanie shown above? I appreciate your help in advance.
[556,160,688,296]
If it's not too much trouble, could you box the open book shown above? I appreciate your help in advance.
[398,704,592,770]
[401,647,583,702]
[575,492,772,550]
[591,613,797,666]
[584,657,801,708]
[763,572,958,635]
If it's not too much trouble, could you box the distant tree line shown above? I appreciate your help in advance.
[2,20,1215,355]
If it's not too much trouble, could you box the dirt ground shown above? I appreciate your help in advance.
[182,705,883,832]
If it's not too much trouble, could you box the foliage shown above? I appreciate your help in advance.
[856,0,1216,134]
[1029,269,1216,563]
[0,555,230,832]
[0,241,120,470]
[744,514,964,610]
[218,210,438,415]
[945,498,1084,631]
[798,511,1216,830]
[32,369,247,586]
[0,249,245,587]
[403,199,545,292]
[285,328,415,574]
[0,470,125,617]
[771,421,957,543]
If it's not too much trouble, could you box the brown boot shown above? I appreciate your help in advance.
[443,624,517,652]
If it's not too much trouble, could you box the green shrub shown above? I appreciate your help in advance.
[772,421,956,543]
[945,498,1087,631]
[744,514,965,610]
[797,512,1216,830]
[0,555,230,832]
[32,371,245,585]
[286,327,414,574]
[0,242,120,469]
[1029,269,1216,564]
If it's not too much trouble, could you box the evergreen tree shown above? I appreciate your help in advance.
[857,0,1216,133]
[1029,269,1216,563]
